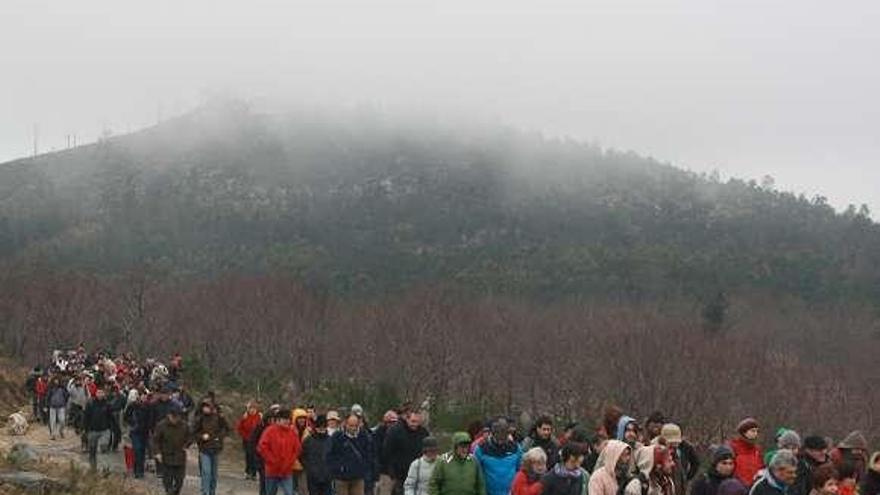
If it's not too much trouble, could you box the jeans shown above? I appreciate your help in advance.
[266,476,295,495]
[163,464,186,495]
[199,451,219,495]
[130,432,148,478]
[49,407,66,438]
[87,430,108,470]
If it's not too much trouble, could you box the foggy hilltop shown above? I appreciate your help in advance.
[1,100,877,303]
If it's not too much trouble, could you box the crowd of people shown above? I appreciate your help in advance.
[23,348,880,495]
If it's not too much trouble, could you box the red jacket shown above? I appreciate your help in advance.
[35,378,48,398]
[237,412,262,441]
[730,437,764,486]
[512,470,544,495]
[258,424,302,478]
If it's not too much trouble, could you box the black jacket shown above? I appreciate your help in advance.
[383,423,430,481]
[523,435,561,471]
[691,471,728,495]
[249,420,271,469]
[542,469,587,495]
[83,398,114,432]
[860,470,880,495]
[124,401,153,436]
[303,431,333,483]
[328,429,375,482]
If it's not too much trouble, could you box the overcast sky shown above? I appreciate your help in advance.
[2,0,878,212]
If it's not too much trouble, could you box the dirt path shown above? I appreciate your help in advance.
[1,421,260,495]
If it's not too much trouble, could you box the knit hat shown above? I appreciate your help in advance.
[422,436,440,453]
[839,431,869,450]
[351,404,364,417]
[803,435,828,451]
[778,430,802,450]
[737,418,760,435]
[661,424,683,444]
[711,445,736,465]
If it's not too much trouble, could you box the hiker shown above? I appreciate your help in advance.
[328,413,376,495]
[475,418,523,495]
[152,404,191,495]
[124,393,152,479]
[791,435,829,495]
[513,446,548,495]
[293,408,312,495]
[644,413,666,443]
[588,440,631,495]
[810,464,840,495]
[522,416,561,471]
[837,464,857,495]
[860,452,880,495]
[35,372,49,424]
[107,384,126,452]
[831,431,869,483]
[46,376,69,440]
[386,410,431,495]
[404,437,441,495]
[658,424,699,495]
[83,387,114,471]
[541,443,590,495]
[729,418,764,486]
[25,367,40,422]
[765,429,801,467]
[303,415,334,495]
[192,398,231,495]
[252,406,281,495]
[237,401,263,481]
[375,410,401,495]
[691,446,736,495]
[751,451,799,495]
[327,410,341,436]
[257,408,303,495]
[67,375,88,438]
[429,432,486,495]
[617,416,641,448]
[626,445,675,495]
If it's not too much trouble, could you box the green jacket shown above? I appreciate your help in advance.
[429,451,486,495]
[152,418,192,467]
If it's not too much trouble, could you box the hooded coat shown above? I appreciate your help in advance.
[406,455,439,495]
[831,432,869,483]
[589,440,630,495]
[302,430,333,483]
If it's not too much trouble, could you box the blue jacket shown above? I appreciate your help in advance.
[474,442,522,495]
[328,429,375,482]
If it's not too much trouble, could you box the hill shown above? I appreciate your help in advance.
[1,100,878,303]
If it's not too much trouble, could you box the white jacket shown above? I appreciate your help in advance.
[404,456,437,495]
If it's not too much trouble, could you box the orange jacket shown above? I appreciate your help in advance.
[258,423,303,478]
[236,412,262,441]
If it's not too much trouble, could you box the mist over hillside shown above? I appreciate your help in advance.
[1,100,878,303]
